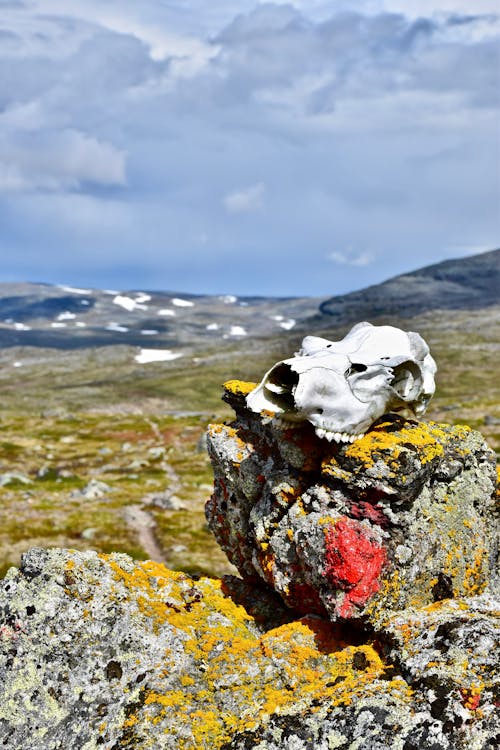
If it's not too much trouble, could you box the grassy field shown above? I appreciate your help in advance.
[0,305,498,578]
[0,411,234,579]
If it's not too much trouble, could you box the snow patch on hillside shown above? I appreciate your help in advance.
[106,323,129,333]
[59,286,92,295]
[113,295,148,312]
[135,349,183,364]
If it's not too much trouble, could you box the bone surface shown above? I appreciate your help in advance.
[246,322,437,440]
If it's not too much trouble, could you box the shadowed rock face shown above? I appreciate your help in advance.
[206,381,497,624]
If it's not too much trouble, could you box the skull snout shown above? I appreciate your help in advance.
[294,366,376,436]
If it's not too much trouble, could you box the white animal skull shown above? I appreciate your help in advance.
[246,322,437,442]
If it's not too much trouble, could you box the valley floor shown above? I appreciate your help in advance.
[0,305,498,576]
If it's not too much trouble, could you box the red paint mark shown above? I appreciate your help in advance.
[205,493,231,545]
[0,621,24,640]
[324,518,386,617]
[218,477,229,500]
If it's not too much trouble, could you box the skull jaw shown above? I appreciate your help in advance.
[296,381,401,442]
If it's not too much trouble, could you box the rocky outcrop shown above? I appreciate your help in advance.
[206,381,497,625]
[0,548,498,749]
[0,379,498,749]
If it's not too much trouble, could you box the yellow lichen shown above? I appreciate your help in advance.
[91,554,404,749]
[343,422,446,469]
[462,543,487,596]
[223,380,257,396]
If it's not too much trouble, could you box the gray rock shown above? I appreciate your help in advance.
[80,527,98,540]
[141,490,187,510]
[0,472,32,486]
[70,478,114,500]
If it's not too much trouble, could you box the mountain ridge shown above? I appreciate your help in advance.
[319,248,499,321]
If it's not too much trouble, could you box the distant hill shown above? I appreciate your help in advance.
[319,249,499,322]
[0,282,320,351]
[0,250,497,353]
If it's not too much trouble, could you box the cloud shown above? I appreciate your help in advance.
[223,182,266,213]
[328,250,374,267]
[386,1,500,17]
[0,2,497,295]
[213,7,499,117]
[0,130,126,192]
[0,1,27,7]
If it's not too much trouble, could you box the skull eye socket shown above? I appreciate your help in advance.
[263,363,299,411]
[390,361,422,400]
[345,363,367,377]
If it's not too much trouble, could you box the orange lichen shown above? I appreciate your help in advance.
[209,423,245,444]
[422,599,469,614]
[462,543,487,596]
[460,684,483,711]
[279,486,299,505]
[320,460,353,484]
[365,569,403,625]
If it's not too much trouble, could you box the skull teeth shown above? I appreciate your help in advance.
[315,428,364,443]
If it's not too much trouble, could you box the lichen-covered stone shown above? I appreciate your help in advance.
[206,381,497,624]
[378,594,500,734]
[221,665,499,750]
[1,548,498,749]
[0,547,386,749]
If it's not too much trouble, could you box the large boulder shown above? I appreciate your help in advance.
[206,381,498,625]
[1,548,498,749]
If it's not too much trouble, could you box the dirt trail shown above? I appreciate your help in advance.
[122,415,185,565]
[123,505,169,565]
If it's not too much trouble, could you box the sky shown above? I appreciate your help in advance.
[0,0,498,297]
